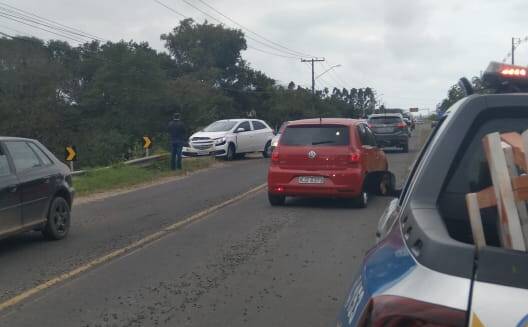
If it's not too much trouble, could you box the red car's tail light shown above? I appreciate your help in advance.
[349,152,361,163]
[357,295,466,327]
[271,149,280,164]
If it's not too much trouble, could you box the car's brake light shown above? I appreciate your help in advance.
[397,122,407,128]
[349,152,361,163]
[271,149,280,164]
[357,295,465,327]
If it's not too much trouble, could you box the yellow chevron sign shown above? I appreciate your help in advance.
[143,136,152,149]
[65,146,77,161]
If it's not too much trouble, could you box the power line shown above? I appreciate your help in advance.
[245,45,298,59]
[153,0,301,60]
[165,0,303,59]
[321,62,349,89]
[0,9,96,42]
[195,0,313,58]
[317,62,344,89]
[0,13,85,43]
[0,1,104,41]
[153,0,186,19]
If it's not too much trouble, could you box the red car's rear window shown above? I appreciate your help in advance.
[280,125,350,146]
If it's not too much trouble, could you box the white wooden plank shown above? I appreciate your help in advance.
[483,133,526,250]
[466,193,487,249]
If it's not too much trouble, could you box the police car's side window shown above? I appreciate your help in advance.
[444,117,528,194]
[0,145,11,177]
[398,118,443,206]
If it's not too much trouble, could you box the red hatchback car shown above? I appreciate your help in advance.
[267,118,389,208]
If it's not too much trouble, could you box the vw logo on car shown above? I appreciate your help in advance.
[308,150,317,159]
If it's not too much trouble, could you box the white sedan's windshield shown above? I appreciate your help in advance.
[203,121,237,132]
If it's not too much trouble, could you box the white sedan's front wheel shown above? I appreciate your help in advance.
[263,141,272,158]
[226,144,236,161]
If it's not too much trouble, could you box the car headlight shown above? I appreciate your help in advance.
[271,139,279,147]
[214,137,227,145]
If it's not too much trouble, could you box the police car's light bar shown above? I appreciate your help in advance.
[482,61,528,91]
[485,61,528,78]
[501,66,527,77]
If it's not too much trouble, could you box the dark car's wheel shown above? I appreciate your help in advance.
[43,197,71,240]
[352,190,368,208]
[268,193,286,206]
[402,142,409,153]
[226,144,236,161]
[263,141,272,158]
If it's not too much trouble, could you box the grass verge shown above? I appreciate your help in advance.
[73,156,216,197]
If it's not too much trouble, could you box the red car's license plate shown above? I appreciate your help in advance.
[298,176,325,184]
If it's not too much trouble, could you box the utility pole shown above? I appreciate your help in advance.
[513,37,516,65]
[301,58,325,94]
[512,37,521,65]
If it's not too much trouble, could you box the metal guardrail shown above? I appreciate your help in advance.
[71,153,170,176]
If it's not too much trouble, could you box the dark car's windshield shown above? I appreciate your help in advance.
[280,125,349,146]
[203,121,237,132]
[368,116,402,125]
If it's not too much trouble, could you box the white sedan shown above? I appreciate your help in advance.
[183,119,275,160]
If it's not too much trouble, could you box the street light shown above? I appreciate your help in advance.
[315,64,341,80]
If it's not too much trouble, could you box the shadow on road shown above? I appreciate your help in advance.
[0,232,46,257]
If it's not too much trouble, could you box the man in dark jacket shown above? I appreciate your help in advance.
[168,113,186,170]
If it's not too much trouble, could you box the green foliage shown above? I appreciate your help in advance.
[1,21,380,168]
[437,76,486,113]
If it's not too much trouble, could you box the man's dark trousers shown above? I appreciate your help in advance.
[171,143,183,170]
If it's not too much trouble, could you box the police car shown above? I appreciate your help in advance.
[337,62,528,327]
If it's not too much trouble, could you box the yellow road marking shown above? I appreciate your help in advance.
[0,183,267,312]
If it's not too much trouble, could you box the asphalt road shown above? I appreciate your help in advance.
[0,128,427,327]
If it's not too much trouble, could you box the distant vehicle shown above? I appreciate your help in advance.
[402,112,415,131]
[368,113,410,152]
[267,118,392,208]
[183,119,275,160]
[270,121,289,154]
[415,117,425,124]
[0,137,74,241]
[338,61,528,327]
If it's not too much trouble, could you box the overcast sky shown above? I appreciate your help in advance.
[4,0,528,112]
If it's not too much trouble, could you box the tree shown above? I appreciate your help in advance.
[161,18,246,74]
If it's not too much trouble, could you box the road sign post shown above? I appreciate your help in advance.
[143,136,152,157]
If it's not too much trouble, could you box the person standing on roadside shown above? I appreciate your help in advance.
[168,113,186,170]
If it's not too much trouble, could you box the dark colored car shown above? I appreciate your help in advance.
[268,118,390,208]
[368,114,410,152]
[337,62,528,327]
[0,137,74,241]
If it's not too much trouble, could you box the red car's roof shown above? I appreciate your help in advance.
[286,118,360,126]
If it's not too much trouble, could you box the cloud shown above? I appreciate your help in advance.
[5,0,528,109]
